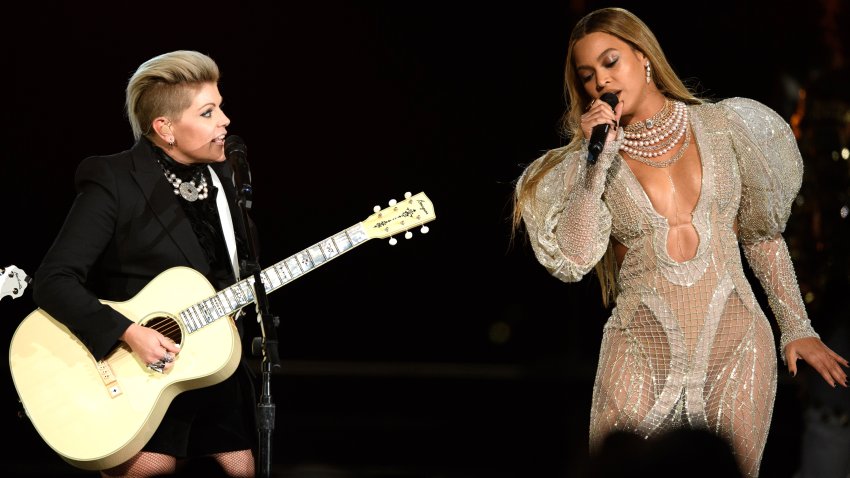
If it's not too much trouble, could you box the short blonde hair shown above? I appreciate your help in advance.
[125,50,220,140]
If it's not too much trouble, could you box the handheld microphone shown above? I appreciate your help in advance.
[587,92,620,165]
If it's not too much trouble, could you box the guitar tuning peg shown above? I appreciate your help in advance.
[373,205,381,213]
[388,237,398,246]
[404,192,412,199]
[420,225,429,234]
[388,199,397,206]
[404,231,413,239]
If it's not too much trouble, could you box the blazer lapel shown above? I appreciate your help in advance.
[129,140,208,270]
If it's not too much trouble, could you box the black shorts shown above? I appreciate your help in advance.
[143,365,255,458]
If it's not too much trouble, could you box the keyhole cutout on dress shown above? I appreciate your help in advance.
[625,138,703,263]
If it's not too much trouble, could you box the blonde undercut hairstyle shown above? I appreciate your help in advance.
[125,50,221,140]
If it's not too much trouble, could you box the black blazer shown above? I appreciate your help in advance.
[32,138,252,360]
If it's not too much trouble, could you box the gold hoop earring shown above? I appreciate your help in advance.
[645,61,651,84]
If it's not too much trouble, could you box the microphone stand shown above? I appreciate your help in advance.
[233,162,281,478]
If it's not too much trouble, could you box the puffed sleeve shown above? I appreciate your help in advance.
[724,97,803,243]
[516,135,620,282]
[723,97,819,356]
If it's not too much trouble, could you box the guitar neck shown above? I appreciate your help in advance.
[177,222,370,333]
[174,190,435,333]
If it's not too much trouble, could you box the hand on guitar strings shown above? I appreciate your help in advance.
[120,323,181,373]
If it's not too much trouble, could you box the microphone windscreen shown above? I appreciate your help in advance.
[225,135,246,159]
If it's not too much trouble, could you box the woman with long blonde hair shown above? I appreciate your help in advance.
[513,7,847,476]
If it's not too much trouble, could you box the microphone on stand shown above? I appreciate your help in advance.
[224,134,281,478]
[225,135,252,209]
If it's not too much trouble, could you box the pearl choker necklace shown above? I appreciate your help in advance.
[160,165,209,202]
[619,99,690,168]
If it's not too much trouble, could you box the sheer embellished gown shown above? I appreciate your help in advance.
[517,97,818,477]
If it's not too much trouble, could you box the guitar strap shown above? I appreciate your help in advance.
[208,166,240,282]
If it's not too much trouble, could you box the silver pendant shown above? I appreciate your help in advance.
[179,182,199,202]
[645,118,655,129]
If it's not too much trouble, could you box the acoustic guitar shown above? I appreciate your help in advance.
[9,192,434,470]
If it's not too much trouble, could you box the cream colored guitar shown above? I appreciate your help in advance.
[9,192,435,471]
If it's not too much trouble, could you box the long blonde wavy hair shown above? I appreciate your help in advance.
[512,7,703,307]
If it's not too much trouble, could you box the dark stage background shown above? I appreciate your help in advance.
[2,1,848,477]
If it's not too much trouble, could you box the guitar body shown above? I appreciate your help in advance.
[8,267,242,471]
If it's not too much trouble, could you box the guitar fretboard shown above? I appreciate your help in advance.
[177,223,369,332]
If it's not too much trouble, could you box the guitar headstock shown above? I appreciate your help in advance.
[1,265,31,302]
[362,192,435,244]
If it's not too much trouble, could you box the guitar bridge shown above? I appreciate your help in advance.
[96,360,122,398]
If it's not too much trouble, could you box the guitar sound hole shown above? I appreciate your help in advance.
[143,316,183,346]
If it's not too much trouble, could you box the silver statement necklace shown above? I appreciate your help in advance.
[161,166,209,202]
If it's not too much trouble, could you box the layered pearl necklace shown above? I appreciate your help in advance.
[620,99,690,168]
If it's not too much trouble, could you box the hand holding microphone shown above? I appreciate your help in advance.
[585,92,621,165]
